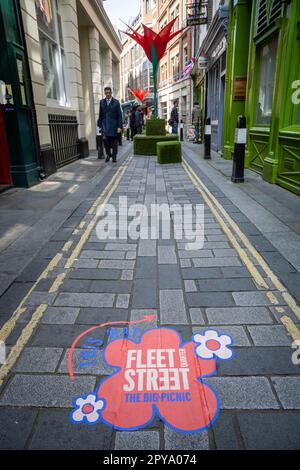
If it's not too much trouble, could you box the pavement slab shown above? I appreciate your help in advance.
[0,149,300,450]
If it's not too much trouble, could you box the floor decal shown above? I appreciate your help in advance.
[70,324,234,433]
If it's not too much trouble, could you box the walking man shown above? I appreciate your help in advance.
[98,86,123,163]
[192,101,202,144]
[169,100,179,135]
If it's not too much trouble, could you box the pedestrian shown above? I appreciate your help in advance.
[98,86,123,163]
[169,100,179,135]
[192,101,202,144]
[130,104,138,140]
[136,106,144,134]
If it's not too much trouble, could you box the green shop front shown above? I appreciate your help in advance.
[0,0,40,188]
[224,0,300,196]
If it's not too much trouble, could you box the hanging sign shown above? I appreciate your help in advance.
[233,76,247,101]
[70,326,234,433]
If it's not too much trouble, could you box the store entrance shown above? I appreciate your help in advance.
[0,83,12,188]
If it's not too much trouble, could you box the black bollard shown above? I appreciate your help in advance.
[231,115,247,183]
[204,117,211,160]
[180,119,184,142]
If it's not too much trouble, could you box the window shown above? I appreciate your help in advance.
[256,36,278,126]
[161,101,167,120]
[183,45,188,67]
[171,54,180,81]
[36,0,68,106]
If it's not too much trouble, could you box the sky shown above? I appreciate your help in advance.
[104,0,141,32]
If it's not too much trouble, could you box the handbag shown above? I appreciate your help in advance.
[168,118,174,126]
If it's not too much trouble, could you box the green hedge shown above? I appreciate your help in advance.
[134,135,178,156]
[157,141,182,164]
[146,119,166,137]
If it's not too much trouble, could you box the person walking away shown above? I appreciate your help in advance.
[130,105,138,140]
[98,86,123,163]
[192,102,202,144]
[136,107,144,134]
[169,100,179,135]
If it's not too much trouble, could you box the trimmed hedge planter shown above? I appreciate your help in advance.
[146,118,166,136]
[134,134,178,156]
[157,141,182,164]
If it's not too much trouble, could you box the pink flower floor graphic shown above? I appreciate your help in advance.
[71,327,234,433]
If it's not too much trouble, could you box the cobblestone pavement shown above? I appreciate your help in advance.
[0,144,300,450]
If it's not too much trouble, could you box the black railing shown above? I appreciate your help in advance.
[49,114,81,168]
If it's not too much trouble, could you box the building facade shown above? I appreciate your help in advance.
[17,0,122,183]
[0,0,40,188]
[156,0,193,126]
[223,0,300,196]
[191,0,229,151]
[120,3,154,105]
[120,0,193,126]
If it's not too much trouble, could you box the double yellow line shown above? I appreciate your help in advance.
[182,158,300,341]
[0,158,130,387]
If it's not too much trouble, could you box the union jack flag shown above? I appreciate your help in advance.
[182,58,196,77]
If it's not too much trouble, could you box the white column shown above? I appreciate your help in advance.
[102,49,113,90]
[61,0,85,138]
[89,27,101,128]
[20,0,51,145]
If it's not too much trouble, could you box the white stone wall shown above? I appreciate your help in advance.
[20,0,51,146]
[21,0,122,155]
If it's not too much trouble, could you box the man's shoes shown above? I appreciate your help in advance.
[112,158,117,163]
[105,156,110,162]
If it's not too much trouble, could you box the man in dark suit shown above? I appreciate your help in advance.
[98,86,123,163]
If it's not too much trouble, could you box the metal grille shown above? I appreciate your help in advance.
[256,0,283,37]
[49,114,80,168]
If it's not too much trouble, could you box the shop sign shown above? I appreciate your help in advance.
[233,76,247,101]
[69,321,234,433]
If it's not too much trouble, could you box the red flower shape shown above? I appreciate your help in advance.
[128,88,150,104]
[122,19,187,63]
[96,328,219,433]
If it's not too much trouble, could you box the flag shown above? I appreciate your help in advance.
[183,57,196,77]
[35,0,52,25]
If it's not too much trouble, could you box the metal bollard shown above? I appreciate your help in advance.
[204,117,211,160]
[180,120,184,142]
[231,115,247,183]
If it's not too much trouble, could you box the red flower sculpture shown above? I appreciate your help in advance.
[95,328,219,432]
[123,19,188,117]
[128,88,150,105]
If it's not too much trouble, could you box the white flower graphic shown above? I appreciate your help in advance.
[193,330,233,360]
[72,393,104,424]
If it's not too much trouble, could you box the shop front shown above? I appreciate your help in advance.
[245,0,300,195]
[0,0,39,188]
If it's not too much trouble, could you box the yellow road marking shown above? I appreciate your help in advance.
[0,304,48,387]
[62,240,73,252]
[182,161,268,289]
[280,316,300,341]
[266,291,279,305]
[0,161,130,384]
[65,166,127,269]
[0,161,129,346]
[275,307,285,314]
[49,272,67,293]
[182,158,300,323]
[0,253,63,343]
[79,221,86,229]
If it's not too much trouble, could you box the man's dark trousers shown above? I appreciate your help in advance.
[104,136,118,160]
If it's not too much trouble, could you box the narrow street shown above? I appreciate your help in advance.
[0,141,299,450]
